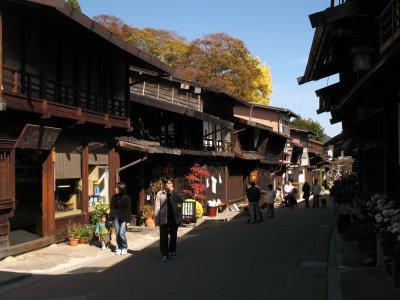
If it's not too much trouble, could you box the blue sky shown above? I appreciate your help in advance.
[79,0,342,138]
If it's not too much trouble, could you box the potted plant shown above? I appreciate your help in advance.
[78,224,95,244]
[140,204,155,227]
[65,221,80,246]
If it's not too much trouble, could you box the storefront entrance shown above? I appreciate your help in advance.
[9,150,43,245]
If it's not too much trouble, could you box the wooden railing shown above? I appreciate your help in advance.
[203,138,232,153]
[2,66,127,117]
[130,75,201,111]
[380,0,400,53]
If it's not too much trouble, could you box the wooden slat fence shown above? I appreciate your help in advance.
[0,151,13,202]
[0,150,14,248]
[227,172,244,202]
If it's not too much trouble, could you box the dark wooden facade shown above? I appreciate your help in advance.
[0,0,173,258]
[126,68,292,208]
[121,70,237,213]
[300,0,400,201]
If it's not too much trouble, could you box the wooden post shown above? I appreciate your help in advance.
[108,147,117,198]
[0,5,3,97]
[139,164,145,209]
[82,145,89,222]
[225,165,229,201]
[42,150,55,237]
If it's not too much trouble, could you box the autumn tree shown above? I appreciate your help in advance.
[94,17,273,104]
[291,116,326,142]
[181,33,272,104]
[127,28,189,69]
[93,15,133,40]
[66,0,81,11]
[181,164,210,203]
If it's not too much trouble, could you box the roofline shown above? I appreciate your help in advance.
[235,117,273,132]
[308,139,324,145]
[25,0,175,76]
[251,104,298,118]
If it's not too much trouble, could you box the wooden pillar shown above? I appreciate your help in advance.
[125,62,130,118]
[138,164,145,209]
[396,100,400,203]
[82,145,89,222]
[42,150,55,237]
[108,147,118,199]
[0,5,3,97]
[225,164,228,201]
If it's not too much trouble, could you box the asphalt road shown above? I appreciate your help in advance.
[0,205,335,300]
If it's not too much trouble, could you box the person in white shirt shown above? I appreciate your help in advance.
[283,180,296,208]
[266,184,276,218]
[311,178,321,208]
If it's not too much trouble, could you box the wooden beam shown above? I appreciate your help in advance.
[309,1,361,28]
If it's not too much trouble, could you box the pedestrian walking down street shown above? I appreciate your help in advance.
[302,181,311,208]
[266,184,276,218]
[321,180,329,208]
[284,180,296,209]
[109,182,132,255]
[311,178,321,208]
[247,181,263,223]
[155,176,183,262]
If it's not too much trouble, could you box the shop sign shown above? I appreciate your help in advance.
[15,124,61,150]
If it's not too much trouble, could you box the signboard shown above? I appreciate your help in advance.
[15,124,61,150]
[250,170,259,183]
[182,201,196,223]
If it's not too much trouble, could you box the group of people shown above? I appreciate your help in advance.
[246,178,329,222]
[246,182,276,223]
[95,177,183,262]
[301,178,328,208]
[95,176,329,260]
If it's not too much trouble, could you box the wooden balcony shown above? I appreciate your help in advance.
[380,0,400,53]
[130,75,202,111]
[1,66,131,129]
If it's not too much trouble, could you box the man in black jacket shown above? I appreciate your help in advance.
[247,181,262,223]
[155,176,183,262]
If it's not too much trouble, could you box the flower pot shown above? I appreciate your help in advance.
[69,238,79,246]
[79,237,87,244]
[207,206,217,217]
[145,218,155,227]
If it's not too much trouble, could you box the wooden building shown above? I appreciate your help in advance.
[299,0,399,201]
[0,0,174,258]
[121,68,235,215]
[126,67,294,208]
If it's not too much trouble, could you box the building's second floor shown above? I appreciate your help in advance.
[1,0,174,128]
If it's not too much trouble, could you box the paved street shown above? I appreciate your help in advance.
[0,205,335,300]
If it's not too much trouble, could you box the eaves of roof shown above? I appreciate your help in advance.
[131,94,234,129]
[25,0,175,76]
